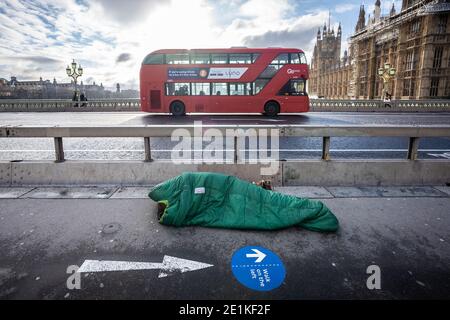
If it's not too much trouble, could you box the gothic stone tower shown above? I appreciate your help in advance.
[310,19,342,97]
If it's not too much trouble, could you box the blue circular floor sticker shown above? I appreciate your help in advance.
[231,246,286,292]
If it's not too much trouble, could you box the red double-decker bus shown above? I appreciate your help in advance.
[140,48,309,116]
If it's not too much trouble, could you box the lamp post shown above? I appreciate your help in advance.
[66,59,83,104]
[378,62,396,104]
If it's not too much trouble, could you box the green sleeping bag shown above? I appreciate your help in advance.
[148,172,339,232]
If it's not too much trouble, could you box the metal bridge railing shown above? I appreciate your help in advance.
[0,99,141,112]
[1,98,449,112]
[1,124,449,163]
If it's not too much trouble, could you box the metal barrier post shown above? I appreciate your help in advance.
[407,137,420,160]
[322,136,331,161]
[54,137,65,162]
[144,137,152,162]
[234,136,238,164]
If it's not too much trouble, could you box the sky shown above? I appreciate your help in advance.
[0,0,402,90]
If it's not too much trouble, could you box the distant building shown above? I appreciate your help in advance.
[310,0,450,100]
[0,76,106,99]
[0,76,139,99]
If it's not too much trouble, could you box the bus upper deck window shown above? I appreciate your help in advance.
[191,54,210,64]
[273,54,289,65]
[290,53,301,64]
[166,54,190,64]
[229,54,252,64]
[211,54,228,64]
[143,54,164,65]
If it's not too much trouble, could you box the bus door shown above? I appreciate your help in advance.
[149,90,162,110]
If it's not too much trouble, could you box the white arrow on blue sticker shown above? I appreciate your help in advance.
[231,246,286,292]
[246,249,267,263]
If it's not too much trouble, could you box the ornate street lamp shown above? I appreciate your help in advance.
[66,59,83,103]
[378,62,396,103]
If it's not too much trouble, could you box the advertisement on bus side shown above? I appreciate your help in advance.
[168,67,248,80]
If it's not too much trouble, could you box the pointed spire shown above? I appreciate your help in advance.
[328,10,331,32]
[356,5,366,32]
[390,2,396,16]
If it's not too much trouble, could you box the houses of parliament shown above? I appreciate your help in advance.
[309,0,450,100]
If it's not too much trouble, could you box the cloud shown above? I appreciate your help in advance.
[243,26,318,49]
[240,10,327,60]
[0,0,341,89]
[93,0,170,23]
[116,53,132,63]
[7,56,63,65]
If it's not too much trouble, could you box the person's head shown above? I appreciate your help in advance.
[157,202,167,220]
[254,180,273,190]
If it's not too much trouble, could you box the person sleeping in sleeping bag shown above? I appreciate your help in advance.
[149,172,339,233]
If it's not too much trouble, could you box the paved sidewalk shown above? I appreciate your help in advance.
[0,186,449,300]
[1,185,449,199]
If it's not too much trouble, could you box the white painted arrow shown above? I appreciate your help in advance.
[77,256,214,278]
[246,249,267,263]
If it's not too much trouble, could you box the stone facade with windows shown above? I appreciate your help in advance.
[310,0,450,100]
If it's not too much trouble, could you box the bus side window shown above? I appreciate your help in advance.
[212,83,228,95]
[166,83,190,95]
[166,83,175,96]
[192,83,211,95]
[253,79,269,95]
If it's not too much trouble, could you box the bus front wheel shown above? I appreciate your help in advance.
[170,101,186,116]
[264,101,280,117]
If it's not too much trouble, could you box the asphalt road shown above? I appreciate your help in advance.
[1,190,449,300]
[0,112,450,161]
[1,112,450,126]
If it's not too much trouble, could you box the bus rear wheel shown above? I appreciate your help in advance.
[264,101,280,117]
[170,101,186,116]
